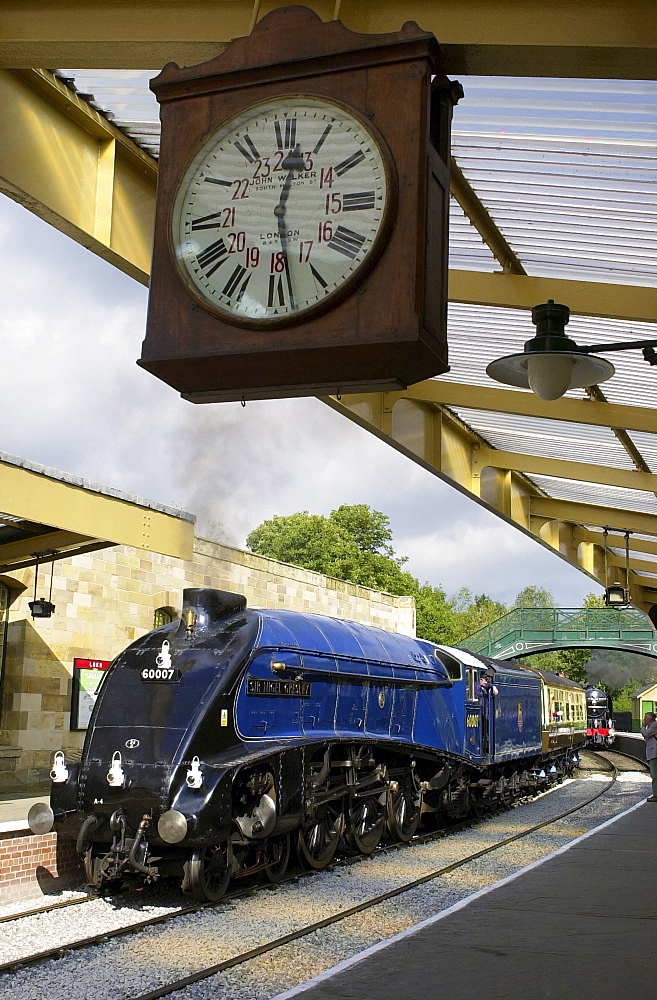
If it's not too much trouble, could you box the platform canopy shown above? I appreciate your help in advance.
[0,0,655,611]
[0,453,195,574]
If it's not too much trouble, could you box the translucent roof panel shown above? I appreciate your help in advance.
[54,69,160,156]
[449,196,501,271]
[527,476,657,517]
[55,70,657,287]
[451,77,657,287]
[452,407,636,469]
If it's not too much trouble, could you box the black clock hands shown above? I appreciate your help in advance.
[273,145,305,311]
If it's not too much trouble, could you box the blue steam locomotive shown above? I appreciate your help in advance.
[29,589,585,899]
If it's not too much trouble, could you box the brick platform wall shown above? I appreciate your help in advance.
[0,830,83,903]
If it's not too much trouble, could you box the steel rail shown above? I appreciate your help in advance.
[0,893,97,925]
[127,768,621,1000]
[0,760,625,977]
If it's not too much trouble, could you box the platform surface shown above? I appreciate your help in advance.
[0,789,49,832]
[282,800,657,1000]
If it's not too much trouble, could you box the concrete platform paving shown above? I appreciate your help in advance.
[275,799,657,1000]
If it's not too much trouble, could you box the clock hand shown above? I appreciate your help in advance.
[273,145,304,310]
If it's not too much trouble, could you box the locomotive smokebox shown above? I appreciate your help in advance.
[182,588,247,634]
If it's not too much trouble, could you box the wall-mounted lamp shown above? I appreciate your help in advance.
[486,300,657,401]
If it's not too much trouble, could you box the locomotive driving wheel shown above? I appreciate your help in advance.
[386,772,421,842]
[185,837,234,901]
[264,832,291,883]
[297,801,344,870]
[346,792,386,853]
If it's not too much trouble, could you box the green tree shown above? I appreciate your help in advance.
[514,585,556,608]
[330,504,399,559]
[453,593,508,643]
[246,511,360,580]
[246,505,416,594]
[245,505,565,651]
[413,584,459,645]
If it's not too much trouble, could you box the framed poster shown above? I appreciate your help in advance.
[71,658,111,730]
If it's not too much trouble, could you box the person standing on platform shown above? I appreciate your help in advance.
[640,711,657,801]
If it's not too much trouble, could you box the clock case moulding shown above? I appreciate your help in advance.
[139,4,462,403]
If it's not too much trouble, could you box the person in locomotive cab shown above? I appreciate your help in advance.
[640,711,657,801]
[478,670,499,698]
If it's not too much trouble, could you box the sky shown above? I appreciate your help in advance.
[0,195,601,607]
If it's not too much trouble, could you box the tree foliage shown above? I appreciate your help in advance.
[245,504,655,707]
[514,585,556,608]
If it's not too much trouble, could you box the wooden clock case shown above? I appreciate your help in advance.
[139,5,462,402]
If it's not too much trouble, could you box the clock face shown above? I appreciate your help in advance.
[169,95,395,326]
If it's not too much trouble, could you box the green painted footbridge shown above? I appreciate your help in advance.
[461,608,657,661]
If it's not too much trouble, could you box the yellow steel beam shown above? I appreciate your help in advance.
[322,393,657,610]
[0,460,194,560]
[4,69,656,333]
[575,529,657,559]
[476,448,657,493]
[0,69,154,285]
[0,530,92,570]
[531,496,657,537]
[449,162,526,276]
[0,0,655,77]
[448,271,657,324]
[609,553,657,576]
[408,381,657,434]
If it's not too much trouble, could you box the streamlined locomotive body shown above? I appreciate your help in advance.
[31,589,584,900]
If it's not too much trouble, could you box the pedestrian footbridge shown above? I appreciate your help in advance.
[461,608,657,661]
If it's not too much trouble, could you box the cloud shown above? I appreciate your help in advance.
[0,196,601,608]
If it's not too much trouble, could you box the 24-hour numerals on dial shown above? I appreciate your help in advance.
[171,95,392,321]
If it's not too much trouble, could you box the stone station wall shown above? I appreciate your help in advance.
[0,537,415,790]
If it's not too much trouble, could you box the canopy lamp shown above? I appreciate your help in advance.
[28,553,56,619]
[602,528,631,608]
[486,300,657,401]
[604,583,629,607]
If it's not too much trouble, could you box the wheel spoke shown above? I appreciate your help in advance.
[186,838,233,901]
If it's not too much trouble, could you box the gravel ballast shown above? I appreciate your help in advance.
[0,768,650,1000]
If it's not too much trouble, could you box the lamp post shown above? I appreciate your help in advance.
[486,300,657,401]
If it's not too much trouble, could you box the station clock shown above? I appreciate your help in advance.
[140,6,461,402]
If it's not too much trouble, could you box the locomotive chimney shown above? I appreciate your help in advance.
[181,588,247,634]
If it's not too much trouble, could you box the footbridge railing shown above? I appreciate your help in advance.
[460,607,657,661]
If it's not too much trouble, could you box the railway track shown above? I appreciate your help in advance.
[0,759,632,992]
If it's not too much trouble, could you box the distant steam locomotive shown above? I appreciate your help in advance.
[586,686,616,747]
[29,589,587,900]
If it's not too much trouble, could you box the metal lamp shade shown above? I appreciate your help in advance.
[486,350,615,401]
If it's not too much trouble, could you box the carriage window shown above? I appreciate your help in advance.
[466,668,477,701]
[552,701,564,722]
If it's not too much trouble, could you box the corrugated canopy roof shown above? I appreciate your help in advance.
[46,66,657,601]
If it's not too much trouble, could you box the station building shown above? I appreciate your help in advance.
[0,456,415,792]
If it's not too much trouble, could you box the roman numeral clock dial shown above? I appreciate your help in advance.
[170,96,396,326]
